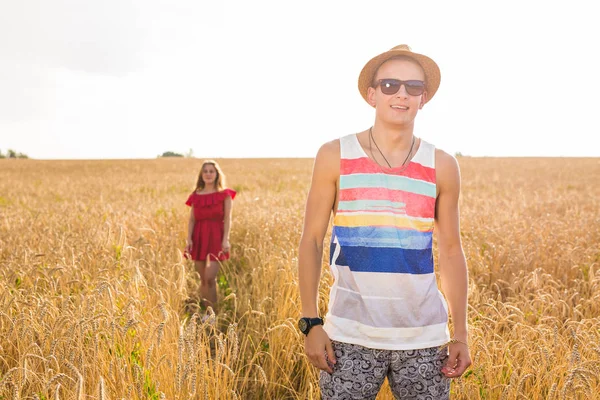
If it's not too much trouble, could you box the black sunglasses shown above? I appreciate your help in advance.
[375,79,426,96]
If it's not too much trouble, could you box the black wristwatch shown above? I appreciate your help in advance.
[298,317,324,335]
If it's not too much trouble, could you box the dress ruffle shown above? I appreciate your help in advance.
[185,189,236,207]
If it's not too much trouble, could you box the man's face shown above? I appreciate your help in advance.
[367,58,427,126]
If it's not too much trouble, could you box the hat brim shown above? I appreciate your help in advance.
[358,49,441,105]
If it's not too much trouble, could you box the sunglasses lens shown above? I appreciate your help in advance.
[378,79,425,96]
[405,81,425,96]
[380,79,400,95]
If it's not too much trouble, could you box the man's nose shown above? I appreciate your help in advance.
[395,84,409,97]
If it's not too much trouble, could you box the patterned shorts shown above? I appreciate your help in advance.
[319,341,450,400]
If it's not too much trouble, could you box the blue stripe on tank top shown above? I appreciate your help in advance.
[333,226,433,250]
[339,174,436,198]
[330,241,434,274]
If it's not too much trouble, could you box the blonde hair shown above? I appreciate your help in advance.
[195,160,226,191]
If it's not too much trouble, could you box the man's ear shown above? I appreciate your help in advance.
[367,87,377,108]
[419,91,428,109]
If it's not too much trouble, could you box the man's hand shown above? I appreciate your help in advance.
[304,326,336,374]
[441,342,471,378]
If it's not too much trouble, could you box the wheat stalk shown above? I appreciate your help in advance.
[98,375,107,400]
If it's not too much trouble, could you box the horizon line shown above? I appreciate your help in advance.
[2,155,599,161]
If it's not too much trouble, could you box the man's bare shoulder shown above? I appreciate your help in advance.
[435,148,460,190]
[435,148,459,170]
[313,139,340,177]
[317,139,340,157]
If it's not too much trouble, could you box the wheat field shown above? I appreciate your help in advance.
[0,156,599,399]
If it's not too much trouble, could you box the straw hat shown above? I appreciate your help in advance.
[358,44,441,105]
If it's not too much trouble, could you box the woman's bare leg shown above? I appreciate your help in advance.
[196,259,220,311]
[194,260,206,305]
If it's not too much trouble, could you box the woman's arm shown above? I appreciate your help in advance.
[222,196,233,252]
[186,206,195,253]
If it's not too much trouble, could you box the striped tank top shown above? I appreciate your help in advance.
[323,133,450,350]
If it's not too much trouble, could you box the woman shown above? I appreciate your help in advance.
[185,160,236,311]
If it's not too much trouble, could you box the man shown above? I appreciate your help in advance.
[297,44,471,399]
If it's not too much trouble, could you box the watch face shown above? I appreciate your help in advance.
[298,319,308,333]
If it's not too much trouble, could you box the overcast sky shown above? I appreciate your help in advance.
[1,0,599,159]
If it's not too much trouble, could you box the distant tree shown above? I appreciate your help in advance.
[455,151,463,158]
[185,148,194,158]
[159,151,184,158]
[0,149,30,159]
[1,149,29,159]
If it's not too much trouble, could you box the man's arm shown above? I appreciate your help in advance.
[298,139,339,372]
[435,150,471,378]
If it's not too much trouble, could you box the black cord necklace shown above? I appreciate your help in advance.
[368,127,415,169]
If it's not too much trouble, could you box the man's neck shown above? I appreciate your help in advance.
[371,121,415,152]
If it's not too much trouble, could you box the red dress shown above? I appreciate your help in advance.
[185,189,236,261]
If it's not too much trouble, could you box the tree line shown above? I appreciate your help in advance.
[0,149,195,159]
[158,148,194,158]
[0,149,28,159]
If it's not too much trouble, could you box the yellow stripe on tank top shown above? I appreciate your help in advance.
[334,214,434,232]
